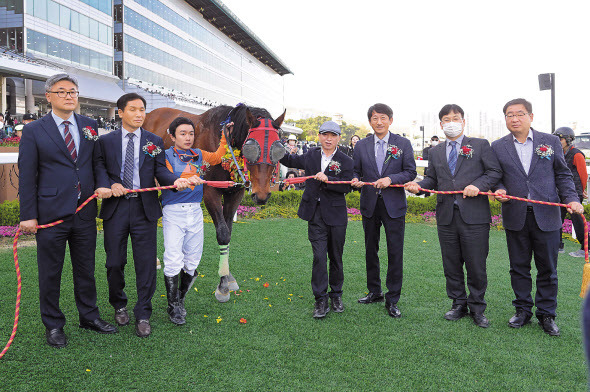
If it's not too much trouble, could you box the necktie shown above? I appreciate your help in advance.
[63,121,80,198]
[376,139,385,174]
[448,141,457,175]
[123,133,135,191]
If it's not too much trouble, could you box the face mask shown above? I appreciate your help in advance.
[442,122,463,138]
[430,141,438,147]
[0,122,4,128]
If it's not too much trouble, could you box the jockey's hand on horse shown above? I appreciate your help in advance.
[314,172,328,182]
[174,178,191,191]
[95,187,112,199]
[351,178,364,188]
[19,219,38,234]
[111,183,127,197]
[374,177,392,189]
[188,175,204,185]
[404,181,420,194]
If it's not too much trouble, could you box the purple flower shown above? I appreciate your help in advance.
[347,208,361,215]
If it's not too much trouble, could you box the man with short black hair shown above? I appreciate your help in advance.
[351,103,416,318]
[19,73,117,348]
[94,93,190,337]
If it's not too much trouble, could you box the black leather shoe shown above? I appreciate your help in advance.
[312,298,330,318]
[135,319,151,337]
[79,318,118,334]
[358,292,384,304]
[471,312,489,328]
[330,297,344,313]
[508,309,532,328]
[386,302,401,318]
[538,315,560,336]
[46,328,67,348]
[114,307,130,326]
[444,304,468,320]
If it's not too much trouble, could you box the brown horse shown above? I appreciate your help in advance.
[143,104,286,302]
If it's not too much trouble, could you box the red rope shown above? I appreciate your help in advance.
[1,180,234,359]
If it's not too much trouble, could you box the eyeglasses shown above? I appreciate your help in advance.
[47,90,79,98]
[505,113,530,119]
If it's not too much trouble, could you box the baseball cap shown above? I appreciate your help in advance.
[23,113,37,121]
[288,134,297,141]
[318,121,341,135]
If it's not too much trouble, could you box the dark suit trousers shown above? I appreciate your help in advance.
[362,197,405,303]
[437,207,489,314]
[36,212,99,330]
[560,196,587,250]
[103,197,157,320]
[308,204,346,299]
[505,210,559,318]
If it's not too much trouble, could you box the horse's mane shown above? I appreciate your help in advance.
[201,104,273,149]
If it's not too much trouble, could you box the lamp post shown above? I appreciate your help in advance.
[538,73,555,132]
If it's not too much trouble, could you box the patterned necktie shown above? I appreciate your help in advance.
[123,133,135,190]
[448,141,457,175]
[63,121,80,198]
[376,139,385,174]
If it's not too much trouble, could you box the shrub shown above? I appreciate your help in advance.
[0,199,20,226]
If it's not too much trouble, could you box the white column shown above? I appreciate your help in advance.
[25,79,35,113]
[0,76,6,115]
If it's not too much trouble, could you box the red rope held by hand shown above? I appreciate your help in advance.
[1,180,234,359]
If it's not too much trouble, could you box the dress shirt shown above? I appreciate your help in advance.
[374,132,391,159]
[51,111,80,153]
[445,133,465,160]
[120,127,141,190]
[321,148,337,173]
[513,129,534,174]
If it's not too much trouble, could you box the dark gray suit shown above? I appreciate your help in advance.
[419,136,502,314]
[491,128,578,318]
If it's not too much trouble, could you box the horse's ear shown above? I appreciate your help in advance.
[272,109,287,129]
[246,108,257,128]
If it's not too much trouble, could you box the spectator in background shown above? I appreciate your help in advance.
[22,113,37,125]
[13,123,24,139]
[553,127,588,258]
[422,136,439,176]
[279,170,298,191]
[345,134,361,159]
[0,113,6,140]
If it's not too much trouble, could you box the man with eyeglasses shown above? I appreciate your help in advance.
[18,73,117,348]
[492,98,582,336]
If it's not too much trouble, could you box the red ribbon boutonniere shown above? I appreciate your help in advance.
[328,160,341,174]
[83,126,98,141]
[384,144,403,163]
[535,144,554,160]
[459,145,473,158]
[142,141,162,157]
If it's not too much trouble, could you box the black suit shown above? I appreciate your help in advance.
[94,128,177,320]
[280,148,353,299]
[418,136,502,313]
[18,112,101,330]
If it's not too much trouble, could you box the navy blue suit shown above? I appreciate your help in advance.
[94,128,177,320]
[18,112,101,330]
[353,133,416,303]
[491,128,578,318]
[280,147,353,299]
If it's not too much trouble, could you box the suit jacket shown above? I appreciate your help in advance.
[18,112,98,224]
[94,128,177,222]
[353,133,416,218]
[418,136,502,225]
[491,128,578,232]
[279,147,353,226]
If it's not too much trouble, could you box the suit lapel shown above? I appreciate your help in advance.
[113,129,123,171]
[139,128,147,169]
[528,129,542,176]
[453,136,469,175]
[40,113,72,162]
[368,134,379,175]
[379,133,396,175]
[74,113,89,160]
[503,135,528,177]
[438,142,453,177]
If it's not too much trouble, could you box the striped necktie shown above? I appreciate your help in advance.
[448,141,457,175]
[63,121,80,198]
[123,133,135,191]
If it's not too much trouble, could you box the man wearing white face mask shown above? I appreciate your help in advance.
[405,104,502,328]
[422,136,439,176]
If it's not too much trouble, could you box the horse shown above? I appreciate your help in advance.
[143,104,286,302]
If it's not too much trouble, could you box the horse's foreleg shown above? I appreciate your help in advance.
[220,189,244,292]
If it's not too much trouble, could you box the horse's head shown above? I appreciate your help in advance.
[242,108,286,205]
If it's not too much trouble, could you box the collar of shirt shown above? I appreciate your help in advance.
[446,133,465,148]
[512,128,533,145]
[320,148,337,172]
[122,126,141,140]
[51,111,77,130]
[374,132,391,147]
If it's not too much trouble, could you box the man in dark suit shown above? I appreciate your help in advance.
[280,121,353,318]
[351,103,417,318]
[94,93,189,337]
[405,104,502,328]
[18,73,117,348]
[492,98,582,336]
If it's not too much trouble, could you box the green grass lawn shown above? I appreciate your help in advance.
[0,219,588,391]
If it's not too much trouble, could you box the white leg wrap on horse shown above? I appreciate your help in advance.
[218,244,230,277]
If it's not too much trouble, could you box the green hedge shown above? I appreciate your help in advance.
[0,200,20,226]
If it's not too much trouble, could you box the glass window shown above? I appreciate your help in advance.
[98,23,107,44]
[47,0,59,25]
[98,0,111,16]
[33,0,47,20]
[89,18,98,41]
[70,10,79,33]
[107,27,112,45]
[59,5,70,29]
[79,14,89,37]
[89,50,99,70]
[47,35,59,56]
[79,46,89,66]
[26,0,34,15]
[59,40,71,61]
[71,44,79,63]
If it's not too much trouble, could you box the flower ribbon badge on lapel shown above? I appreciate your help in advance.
[83,126,99,141]
[535,144,554,160]
[459,145,473,158]
[142,141,162,157]
[384,144,402,163]
[328,160,341,174]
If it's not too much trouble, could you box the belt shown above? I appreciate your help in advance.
[526,205,534,212]
[125,192,138,199]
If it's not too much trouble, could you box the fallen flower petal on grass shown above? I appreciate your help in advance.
[263,282,269,288]
[216,317,222,323]
[239,318,247,324]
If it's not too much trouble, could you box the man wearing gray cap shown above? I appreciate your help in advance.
[280,121,353,318]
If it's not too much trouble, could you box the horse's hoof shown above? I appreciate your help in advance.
[215,288,231,303]
[227,273,239,291]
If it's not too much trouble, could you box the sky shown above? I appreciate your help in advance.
[221,0,590,133]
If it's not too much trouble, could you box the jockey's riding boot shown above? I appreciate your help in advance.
[164,274,185,325]
[179,270,197,318]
